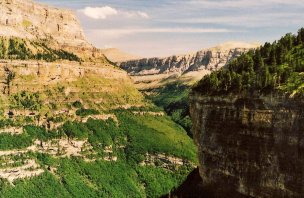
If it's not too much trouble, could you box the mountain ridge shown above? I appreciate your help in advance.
[0,1,197,197]
[118,41,259,91]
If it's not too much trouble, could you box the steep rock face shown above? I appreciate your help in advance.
[190,94,304,197]
[118,43,258,90]
[0,60,144,112]
[0,0,92,50]
[120,48,247,76]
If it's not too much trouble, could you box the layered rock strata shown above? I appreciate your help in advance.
[190,94,304,197]
[118,43,258,90]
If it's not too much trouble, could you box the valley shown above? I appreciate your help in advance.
[117,42,258,135]
[0,0,303,197]
[0,0,197,197]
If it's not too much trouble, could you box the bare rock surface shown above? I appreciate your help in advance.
[0,0,90,48]
[119,42,259,90]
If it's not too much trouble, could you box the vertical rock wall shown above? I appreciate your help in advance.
[190,94,304,197]
[0,0,91,48]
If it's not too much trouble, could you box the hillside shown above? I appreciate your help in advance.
[193,28,304,98]
[0,0,197,197]
[189,28,304,197]
[118,42,257,135]
[118,42,258,90]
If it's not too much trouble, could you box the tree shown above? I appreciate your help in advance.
[297,28,304,44]
[254,49,264,71]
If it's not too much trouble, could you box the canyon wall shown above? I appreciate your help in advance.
[0,0,104,59]
[190,94,304,197]
[0,0,90,48]
[119,47,247,76]
[118,43,258,90]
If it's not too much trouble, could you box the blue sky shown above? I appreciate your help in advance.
[37,0,304,57]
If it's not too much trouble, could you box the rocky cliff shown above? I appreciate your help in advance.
[0,0,98,58]
[0,0,146,113]
[118,42,258,90]
[190,94,304,197]
[0,0,88,46]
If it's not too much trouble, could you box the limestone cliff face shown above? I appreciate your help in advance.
[0,0,91,49]
[119,47,247,76]
[0,59,144,112]
[118,43,258,90]
[190,94,304,197]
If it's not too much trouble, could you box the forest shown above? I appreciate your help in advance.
[0,110,196,197]
[193,28,304,98]
[0,37,80,62]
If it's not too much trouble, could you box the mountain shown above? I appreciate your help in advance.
[190,29,304,197]
[117,42,258,136]
[118,42,259,90]
[0,0,90,48]
[0,1,197,197]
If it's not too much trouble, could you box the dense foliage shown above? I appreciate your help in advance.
[193,28,304,97]
[0,37,81,62]
[10,91,42,111]
[75,108,99,117]
[0,110,196,197]
[147,82,193,136]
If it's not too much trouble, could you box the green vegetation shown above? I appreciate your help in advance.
[0,159,191,198]
[0,110,196,197]
[75,108,99,117]
[10,91,42,111]
[116,111,196,163]
[147,82,193,136]
[0,37,81,62]
[193,28,304,98]
[0,125,57,150]
[72,101,83,108]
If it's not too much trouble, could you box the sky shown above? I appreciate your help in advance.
[37,0,304,58]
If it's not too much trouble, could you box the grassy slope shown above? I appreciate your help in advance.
[0,112,196,198]
[0,37,80,62]
[146,82,193,136]
[0,37,197,197]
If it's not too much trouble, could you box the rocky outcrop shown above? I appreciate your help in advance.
[0,59,144,115]
[120,48,245,76]
[190,94,304,197]
[140,153,193,170]
[118,42,258,90]
[0,0,90,48]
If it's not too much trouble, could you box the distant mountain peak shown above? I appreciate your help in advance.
[118,41,259,90]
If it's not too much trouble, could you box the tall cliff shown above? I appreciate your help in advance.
[190,95,304,197]
[0,0,89,46]
[118,42,258,90]
[189,29,304,197]
[0,0,98,58]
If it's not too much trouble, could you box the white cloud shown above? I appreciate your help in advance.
[81,6,118,19]
[79,6,149,20]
